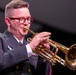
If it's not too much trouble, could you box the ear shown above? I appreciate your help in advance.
[5,17,11,26]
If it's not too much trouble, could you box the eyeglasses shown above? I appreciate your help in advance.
[9,16,33,24]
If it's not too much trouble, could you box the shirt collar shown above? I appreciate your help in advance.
[14,36,24,44]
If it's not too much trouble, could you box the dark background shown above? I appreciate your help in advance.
[0,0,76,75]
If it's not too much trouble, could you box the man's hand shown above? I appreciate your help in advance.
[29,32,51,51]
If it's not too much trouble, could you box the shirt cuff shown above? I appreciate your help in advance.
[26,44,33,57]
[26,44,38,57]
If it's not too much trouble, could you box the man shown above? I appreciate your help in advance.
[0,0,52,75]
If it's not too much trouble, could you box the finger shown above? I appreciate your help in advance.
[40,32,51,38]
[41,36,50,41]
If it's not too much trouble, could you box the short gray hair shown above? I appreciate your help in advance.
[5,0,29,17]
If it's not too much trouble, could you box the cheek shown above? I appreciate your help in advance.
[27,24,31,28]
[10,22,19,30]
[14,22,20,29]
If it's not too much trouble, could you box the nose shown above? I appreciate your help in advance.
[24,19,29,25]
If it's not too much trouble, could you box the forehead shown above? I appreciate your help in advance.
[11,7,31,17]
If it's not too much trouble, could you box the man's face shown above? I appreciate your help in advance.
[6,7,32,36]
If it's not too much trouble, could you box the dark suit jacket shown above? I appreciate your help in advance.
[0,30,52,75]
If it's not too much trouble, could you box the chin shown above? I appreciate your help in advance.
[22,31,28,36]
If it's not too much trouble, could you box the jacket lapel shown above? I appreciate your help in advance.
[3,30,27,48]
[3,30,22,49]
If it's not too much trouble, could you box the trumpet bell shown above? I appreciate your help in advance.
[65,44,76,70]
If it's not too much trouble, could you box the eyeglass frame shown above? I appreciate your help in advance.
[9,16,33,24]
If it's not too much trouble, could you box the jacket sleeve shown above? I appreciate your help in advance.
[0,37,29,70]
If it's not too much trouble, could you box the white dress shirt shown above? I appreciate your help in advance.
[14,36,34,57]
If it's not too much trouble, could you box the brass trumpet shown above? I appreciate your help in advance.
[24,27,76,70]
